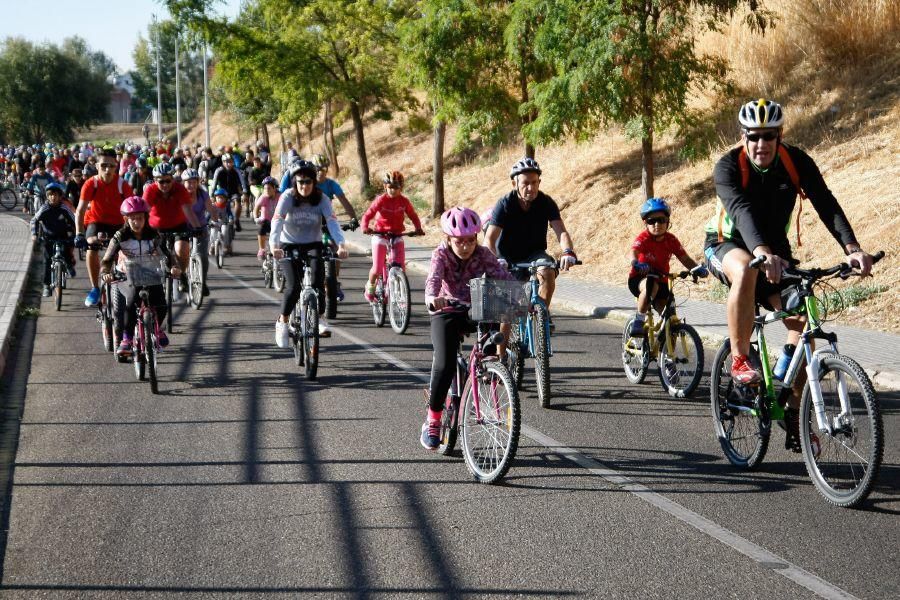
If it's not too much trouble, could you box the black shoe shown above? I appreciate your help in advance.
[784,407,802,453]
[202,285,210,297]
[235,222,242,232]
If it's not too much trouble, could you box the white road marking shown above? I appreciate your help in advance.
[224,268,859,600]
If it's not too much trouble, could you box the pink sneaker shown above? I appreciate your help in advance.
[364,287,376,303]
[257,249,266,260]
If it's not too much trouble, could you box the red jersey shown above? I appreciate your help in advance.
[81,175,132,226]
[361,193,422,234]
[629,230,686,277]
[143,181,192,229]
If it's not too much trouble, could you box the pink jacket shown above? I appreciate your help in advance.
[425,243,512,307]
[361,193,422,234]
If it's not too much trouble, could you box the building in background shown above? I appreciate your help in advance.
[107,74,136,122]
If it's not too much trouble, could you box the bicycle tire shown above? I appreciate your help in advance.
[189,254,204,309]
[460,361,520,484]
[0,188,16,210]
[100,288,114,353]
[144,310,159,394]
[622,317,650,384]
[657,323,704,399]
[263,261,273,289]
[533,305,551,408]
[800,353,883,508]
[292,302,304,367]
[710,339,769,469]
[507,324,526,391]
[54,261,63,311]
[303,293,319,380]
[133,336,145,380]
[388,267,411,334]
[324,259,338,319]
[165,276,174,333]
[275,262,286,292]
[437,393,461,456]
[372,278,386,327]
[215,240,224,269]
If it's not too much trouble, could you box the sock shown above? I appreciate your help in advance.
[427,408,443,423]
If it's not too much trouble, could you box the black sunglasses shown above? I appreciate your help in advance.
[157,178,174,184]
[644,217,669,225]
[296,178,314,185]
[746,131,779,142]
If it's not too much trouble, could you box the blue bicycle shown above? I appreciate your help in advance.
[506,257,580,408]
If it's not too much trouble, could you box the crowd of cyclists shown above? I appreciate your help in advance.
[16,98,881,468]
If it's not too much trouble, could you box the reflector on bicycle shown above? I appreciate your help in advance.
[124,254,165,287]
[468,277,528,323]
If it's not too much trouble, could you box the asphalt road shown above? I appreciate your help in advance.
[1,230,897,599]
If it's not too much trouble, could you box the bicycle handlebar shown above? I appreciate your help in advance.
[365,230,424,238]
[751,250,885,280]
[510,258,583,271]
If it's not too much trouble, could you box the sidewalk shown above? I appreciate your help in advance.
[0,215,34,377]
[344,230,900,391]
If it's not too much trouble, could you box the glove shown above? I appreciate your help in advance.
[632,260,649,275]
[348,217,360,231]
[74,234,88,250]
[693,265,709,278]
[560,253,577,270]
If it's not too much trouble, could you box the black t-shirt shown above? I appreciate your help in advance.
[491,190,561,262]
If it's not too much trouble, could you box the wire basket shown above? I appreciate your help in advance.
[124,254,165,287]
[469,277,528,323]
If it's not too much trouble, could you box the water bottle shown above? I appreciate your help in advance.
[773,344,796,380]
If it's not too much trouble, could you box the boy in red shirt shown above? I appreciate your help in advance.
[628,198,707,336]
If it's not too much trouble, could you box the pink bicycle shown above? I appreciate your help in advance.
[365,230,422,334]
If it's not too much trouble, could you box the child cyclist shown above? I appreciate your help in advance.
[99,196,181,356]
[253,176,280,260]
[360,170,424,301]
[421,207,513,450]
[30,182,77,297]
[628,198,707,336]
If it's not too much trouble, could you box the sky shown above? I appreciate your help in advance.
[0,0,243,74]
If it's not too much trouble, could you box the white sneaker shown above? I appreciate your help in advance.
[318,319,331,337]
[275,320,290,348]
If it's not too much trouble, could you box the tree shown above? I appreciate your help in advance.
[524,0,772,199]
[0,37,112,142]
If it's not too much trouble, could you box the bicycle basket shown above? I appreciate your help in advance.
[124,254,165,287]
[468,277,528,323]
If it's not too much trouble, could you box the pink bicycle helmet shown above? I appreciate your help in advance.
[441,207,481,237]
[121,195,150,215]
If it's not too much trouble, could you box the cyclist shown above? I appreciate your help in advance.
[100,196,181,356]
[702,98,874,450]
[65,168,85,208]
[182,168,218,296]
[420,207,512,450]
[628,198,707,336]
[278,156,303,193]
[142,162,202,296]
[211,152,248,232]
[360,170,424,302]
[484,157,578,328]
[312,153,359,300]
[30,182,77,297]
[26,161,55,205]
[253,176,280,260]
[271,160,348,345]
[75,148,134,307]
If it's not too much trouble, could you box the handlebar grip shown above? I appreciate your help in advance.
[749,255,767,269]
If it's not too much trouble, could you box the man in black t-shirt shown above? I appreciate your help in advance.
[485,157,577,311]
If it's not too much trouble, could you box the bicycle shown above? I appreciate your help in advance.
[48,240,71,312]
[506,257,581,408]
[431,277,524,484]
[322,221,355,319]
[186,229,205,309]
[89,233,117,353]
[159,232,179,333]
[208,219,225,269]
[0,178,17,211]
[365,230,423,334]
[622,268,705,398]
[710,251,885,508]
[261,247,277,288]
[280,249,321,380]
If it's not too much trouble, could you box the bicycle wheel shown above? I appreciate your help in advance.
[710,339,769,469]
[165,276,174,333]
[53,261,64,311]
[144,310,159,394]
[0,188,16,210]
[460,362,520,484]
[275,262,286,292]
[372,278,386,327]
[799,353,882,508]
[657,323,704,399]
[622,316,650,384]
[302,294,319,380]
[100,289,114,353]
[437,393,461,456]
[324,259,338,319]
[263,261,273,289]
[291,302,304,367]
[188,254,203,309]
[532,305,551,408]
[388,267,411,334]
[215,240,224,269]
[507,324,526,391]
[133,336,145,380]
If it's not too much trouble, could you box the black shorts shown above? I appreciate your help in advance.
[704,239,793,311]
[628,275,671,301]
[508,250,556,282]
[258,220,271,236]
[85,222,120,241]
[158,223,190,241]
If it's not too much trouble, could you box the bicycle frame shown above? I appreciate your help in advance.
[640,273,689,360]
[452,323,505,426]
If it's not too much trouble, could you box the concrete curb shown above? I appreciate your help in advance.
[0,216,36,378]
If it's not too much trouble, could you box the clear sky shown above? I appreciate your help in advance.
[0,0,243,74]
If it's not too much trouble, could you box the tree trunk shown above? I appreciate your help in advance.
[432,119,446,217]
[260,122,270,151]
[305,120,314,150]
[323,99,339,174]
[519,66,535,159]
[255,126,260,143]
[277,123,286,152]
[349,100,370,196]
[293,122,302,151]
[641,134,654,200]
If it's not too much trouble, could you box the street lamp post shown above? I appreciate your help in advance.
[154,14,163,142]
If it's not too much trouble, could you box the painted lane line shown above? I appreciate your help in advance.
[223,267,858,600]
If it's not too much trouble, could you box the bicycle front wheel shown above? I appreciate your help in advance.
[188,254,203,309]
[302,294,320,380]
[710,339,769,469]
[532,306,551,408]
[0,188,16,210]
[275,262,286,292]
[100,290,114,353]
[388,267,411,334]
[144,310,159,394]
[800,353,883,508]
[165,276,174,333]
[53,261,64,311]
[657,323,704,398]
[461,362,520,484]
[215,240,224,269]
[372,279,386,327]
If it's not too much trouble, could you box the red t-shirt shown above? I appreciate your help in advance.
[361,193,422,234]
[81,175,132,226]
[629,230,685,277]
[143,181,192,229]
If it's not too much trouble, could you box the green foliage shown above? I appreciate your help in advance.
[822,284,888,314]
[0,37,113,143]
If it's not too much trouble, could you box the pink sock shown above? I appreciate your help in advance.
[427,408,443,423]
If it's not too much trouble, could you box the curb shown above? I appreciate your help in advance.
[0,217,36,378]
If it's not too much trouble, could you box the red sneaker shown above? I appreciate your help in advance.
[731,354,761,384]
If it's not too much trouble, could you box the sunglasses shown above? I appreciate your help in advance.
[157,178,174,185]
[296,178,314,185]
[746,131,779,142]
[451,236,477,245]
[98,163,117,169]
[644,217,669,225]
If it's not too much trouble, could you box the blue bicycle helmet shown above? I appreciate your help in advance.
[639,197,671,219]
[45,182,65,194]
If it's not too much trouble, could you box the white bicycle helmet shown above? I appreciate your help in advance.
[509,157,541,179]
[738,98,785,130]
